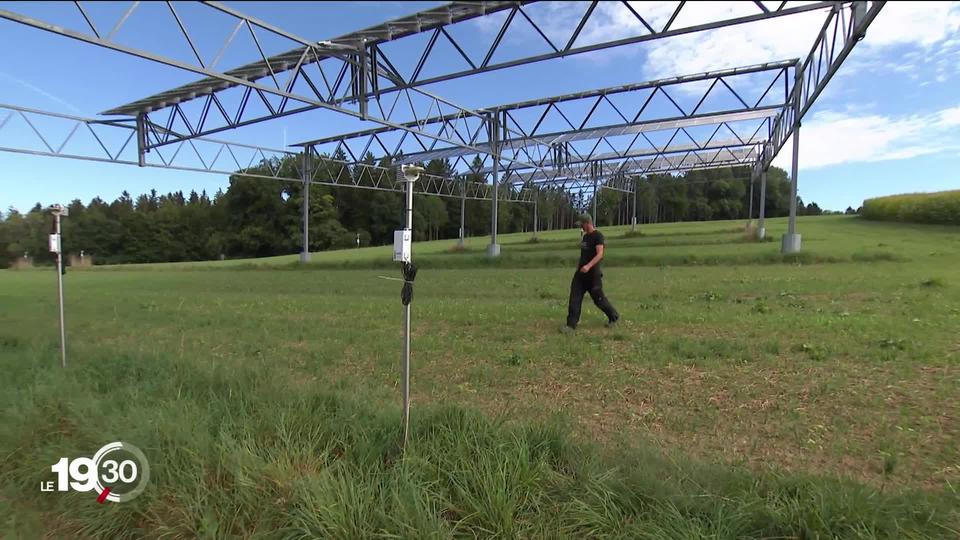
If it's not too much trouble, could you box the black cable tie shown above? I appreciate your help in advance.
[400,262,417,305]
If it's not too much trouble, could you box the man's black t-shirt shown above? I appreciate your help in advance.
[579,230,604,267]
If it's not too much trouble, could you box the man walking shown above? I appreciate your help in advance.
[564,214,619,331]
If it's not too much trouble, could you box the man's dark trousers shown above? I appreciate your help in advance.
[566,268,619,328]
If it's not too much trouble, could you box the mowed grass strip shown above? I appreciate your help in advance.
[2,215,959,537]
[86,214,948,270]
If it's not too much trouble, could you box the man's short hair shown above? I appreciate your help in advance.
[576,213,593,224]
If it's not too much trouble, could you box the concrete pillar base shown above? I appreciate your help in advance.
[781,233,801,254]
[300,252,311,263]
[757,227,766,240]
[486,244,501,257]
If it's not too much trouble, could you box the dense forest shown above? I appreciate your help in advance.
[1,153,833,267]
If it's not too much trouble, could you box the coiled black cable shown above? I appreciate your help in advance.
[401,261,417,305]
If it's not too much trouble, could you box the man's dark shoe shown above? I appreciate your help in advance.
[605,319,619,329]
[560,325,576,334]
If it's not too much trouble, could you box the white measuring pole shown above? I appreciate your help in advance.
[395,165,422,447]
[48,206,68,368]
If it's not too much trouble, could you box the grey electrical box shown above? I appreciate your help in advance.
[393,229,411,262]
[48,234,61,253]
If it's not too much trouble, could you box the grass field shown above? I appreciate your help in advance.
[2,215,959,538]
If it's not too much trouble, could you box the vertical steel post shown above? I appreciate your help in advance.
[632,177,638,232]
[358,41,368,120]
[135,113,147,167]
[54,213,66,369]
[401,176,413,445]
[459,178,466,246]
[788,132,800,236]
[759,167,768,240]
[487,111,501,257]
[748,174,755,224]
[592,166,598,221]
[533,192,539,238]
[783,62,803,253]
[301,148,311,262]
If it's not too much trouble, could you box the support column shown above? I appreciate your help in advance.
[533,193,539,239]
[782,63,803,254]
[135,113,148,167]
[632,177,638,231]
[758,167,768,240]
[459,178,466,246]
[400,170,415,446]
[592,171,598,221]
[487,111,501,257]
[747,174,755,226]
[53,211,66,368]
[300,148,311,262]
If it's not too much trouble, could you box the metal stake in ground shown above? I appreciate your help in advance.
[396,165,423,446]
[48,204,68,368]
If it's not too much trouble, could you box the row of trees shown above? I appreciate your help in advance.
[1,152,826,267]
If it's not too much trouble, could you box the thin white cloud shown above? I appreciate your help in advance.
[472,2,960,82]
[0,71,83,114]
[772,105,960,169]
[934,105,960,128]
[644,4,824,79]
[466,2,960,171]
[841,2,960,81]
[865,1,960,47]
[646,2,960,81]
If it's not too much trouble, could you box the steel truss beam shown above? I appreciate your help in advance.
[0,1,835,157]
[0,1,537,170]
[482,139,756,174]
[0,103,532,203]
[428,105,772,195]
[509,147,759,184]
[758,1,885,172]
[0,1,883,206]
[298,61,792,170]
[109,1,832,149]
[503,143,759,213]
[298,60,794,147]
[306,107,774,179]
[297,64,788,200]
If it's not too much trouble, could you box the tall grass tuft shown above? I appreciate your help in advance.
[1,346,957,538]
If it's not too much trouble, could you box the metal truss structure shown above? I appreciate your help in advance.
[0,0,884,258]
[0,103,533,203]
[300,61,790,167]
[299,61,790,204]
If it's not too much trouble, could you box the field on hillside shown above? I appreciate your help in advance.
[2,215,959,538]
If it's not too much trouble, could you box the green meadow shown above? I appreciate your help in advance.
[2,215,958,538]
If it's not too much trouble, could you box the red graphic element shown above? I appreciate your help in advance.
[97,487,111,504]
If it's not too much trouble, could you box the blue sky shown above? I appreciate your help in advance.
[1,1,958,213]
